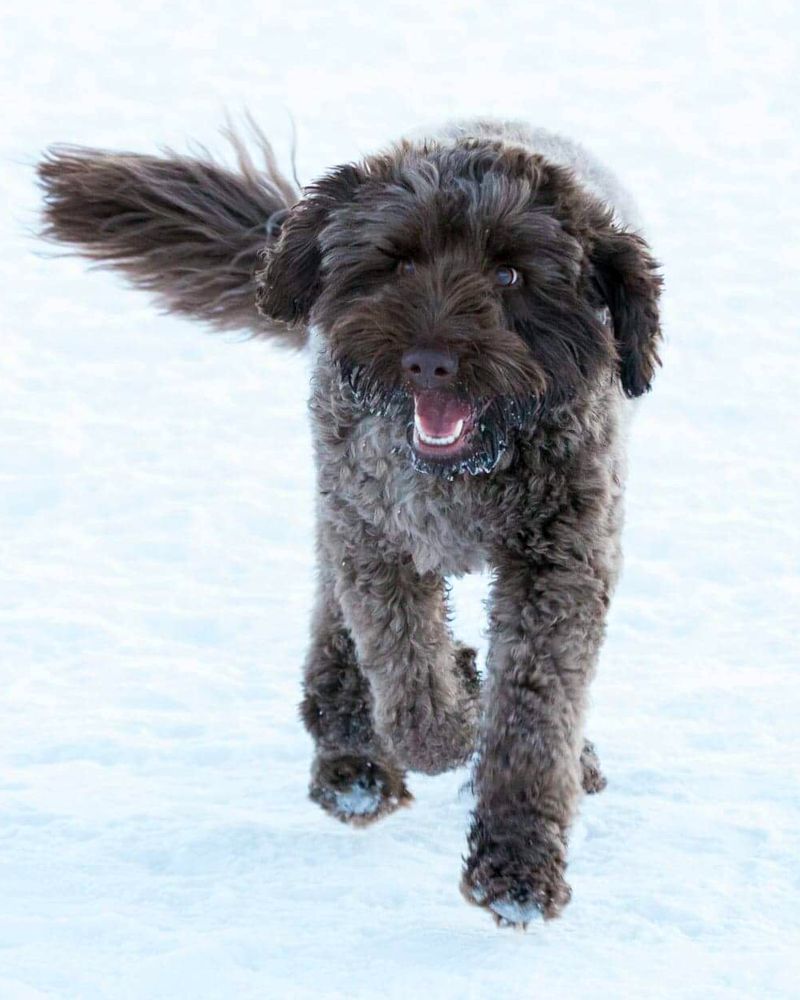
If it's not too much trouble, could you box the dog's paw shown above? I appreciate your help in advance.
[389,706,476,775]
[453,643,481,697]
[460,818,571,927]
[309,753,412,827]
[384,647,480,775]
[580,739,607,794]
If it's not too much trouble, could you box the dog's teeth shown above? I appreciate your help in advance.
[415,417,464,447]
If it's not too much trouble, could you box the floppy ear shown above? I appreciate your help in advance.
[256,163,364,324]
[38,131,298,338]
[591,227,663,397]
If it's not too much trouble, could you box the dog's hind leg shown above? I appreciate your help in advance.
[301,574,412,826]
[580,739,607,794]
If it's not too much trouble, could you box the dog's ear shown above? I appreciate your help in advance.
[591,227,663,397]
[38,134,299,338]
[256,163,365,324]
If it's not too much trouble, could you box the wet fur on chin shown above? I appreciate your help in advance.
[36,119,663,927]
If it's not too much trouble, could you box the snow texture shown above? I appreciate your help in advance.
[2,1,799,997]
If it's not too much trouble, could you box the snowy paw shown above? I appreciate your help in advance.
[580,739,607,794]
[460,818,571,927]
[309,753,412,827]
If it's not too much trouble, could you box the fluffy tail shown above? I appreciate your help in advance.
[37,124,304,344]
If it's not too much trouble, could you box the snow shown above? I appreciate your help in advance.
[2,1,799,996]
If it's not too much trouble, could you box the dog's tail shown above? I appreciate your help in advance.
[37,123,305,345]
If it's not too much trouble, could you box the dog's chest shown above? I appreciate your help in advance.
[329,414,490,577]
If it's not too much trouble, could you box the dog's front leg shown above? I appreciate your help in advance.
[301,562,413,827]
[334,538,479,776]
[461,546,609,926]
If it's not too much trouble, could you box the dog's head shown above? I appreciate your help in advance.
[257,139,662,476]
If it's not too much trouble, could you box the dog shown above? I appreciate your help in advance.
[38,117,662,927]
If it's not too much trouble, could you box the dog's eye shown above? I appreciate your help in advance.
[494,265,520,287]
[397,260,416,276]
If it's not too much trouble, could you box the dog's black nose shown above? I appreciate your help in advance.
[401,347,458,389]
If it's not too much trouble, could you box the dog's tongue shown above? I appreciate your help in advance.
[414,390,472,438]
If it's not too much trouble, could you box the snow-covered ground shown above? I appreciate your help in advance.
[2,1,799,997]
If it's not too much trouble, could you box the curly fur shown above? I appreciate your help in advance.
[38,124,302,342]
[37,117,662,928]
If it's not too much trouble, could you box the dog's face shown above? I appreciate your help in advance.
[257,140,662,476]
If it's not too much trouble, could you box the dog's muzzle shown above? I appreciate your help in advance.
[412,390,476,458]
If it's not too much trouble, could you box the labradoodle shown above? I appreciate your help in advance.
[38,117,662,927]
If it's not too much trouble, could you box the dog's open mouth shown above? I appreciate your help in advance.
[412,390,476,460]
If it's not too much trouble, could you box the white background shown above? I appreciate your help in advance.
[1,1,798,997]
